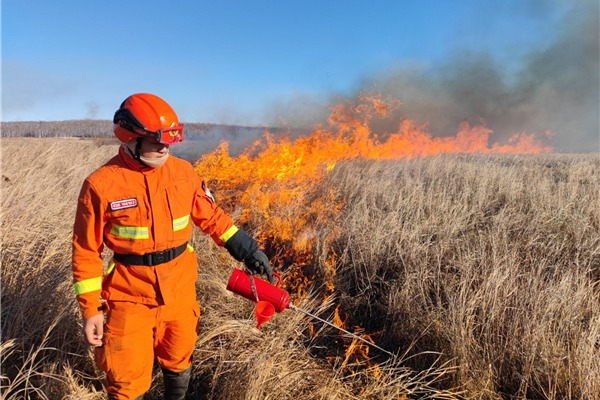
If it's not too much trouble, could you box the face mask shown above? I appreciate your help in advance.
[139,152,169,168]
[123,140,169,168]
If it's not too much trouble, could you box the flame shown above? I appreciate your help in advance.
[333,305,346,328]
[333,305,383,370]
[194,93,552,368]
[195,93,552,297]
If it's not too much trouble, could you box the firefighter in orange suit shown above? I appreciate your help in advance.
[72,93,273,400]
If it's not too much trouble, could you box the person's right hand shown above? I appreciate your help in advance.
[83,313,104,347]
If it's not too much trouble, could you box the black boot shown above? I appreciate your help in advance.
[162,366,191,400]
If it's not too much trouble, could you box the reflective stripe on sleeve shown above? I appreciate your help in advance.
[219,225,239,243]
[173,215,190,232]
[109,224,149,239]
[73,276,102,295]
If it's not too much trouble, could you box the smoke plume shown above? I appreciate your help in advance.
[269,1,599,153]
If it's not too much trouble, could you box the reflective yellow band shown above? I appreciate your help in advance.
[74,276,102,295]
[220,225,239,243]
[110,224,149,239]
[186,244,194,252]
[107,260,116,275]
[173,215,190,232]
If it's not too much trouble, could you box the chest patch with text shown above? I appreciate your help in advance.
[109,198,138,211]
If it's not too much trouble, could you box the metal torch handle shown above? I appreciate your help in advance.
[249,274,260,302]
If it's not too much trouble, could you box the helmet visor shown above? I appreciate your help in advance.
[114,107,184,144]
[155,124,185,144]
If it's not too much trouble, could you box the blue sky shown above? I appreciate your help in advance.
[2,1,598,151]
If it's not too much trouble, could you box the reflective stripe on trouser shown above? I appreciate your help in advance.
[94,300,200,400]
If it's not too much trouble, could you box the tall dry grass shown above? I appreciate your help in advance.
[324,155,600,398]
[1,138,598,399]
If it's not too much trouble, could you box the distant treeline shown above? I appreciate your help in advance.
[1,120,302,160]
[2,120,114,138]
[0,120,275,139]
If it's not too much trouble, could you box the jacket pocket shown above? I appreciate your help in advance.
[106,196,146,242]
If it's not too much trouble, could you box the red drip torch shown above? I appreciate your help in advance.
[226,268,288,328]
[226,268,394,357]
[227,268,290,312]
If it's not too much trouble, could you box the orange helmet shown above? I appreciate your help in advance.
[113,93,184,144]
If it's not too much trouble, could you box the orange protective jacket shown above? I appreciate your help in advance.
[72,146,238,320]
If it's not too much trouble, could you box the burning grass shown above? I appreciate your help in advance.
[1,106,598,400]
[189,95,597,399]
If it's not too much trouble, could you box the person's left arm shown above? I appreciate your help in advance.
[191,178,274,283]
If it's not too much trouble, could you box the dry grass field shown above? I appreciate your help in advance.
[1,137,598,399]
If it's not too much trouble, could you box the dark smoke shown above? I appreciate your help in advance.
[269,1,599,153]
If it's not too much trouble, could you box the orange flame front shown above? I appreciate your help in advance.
[195,93,552,296]
[194,93,552,364]
[195,93,552,272]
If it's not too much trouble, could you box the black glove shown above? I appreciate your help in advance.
[225,228,274,283]
[244,250,274,284]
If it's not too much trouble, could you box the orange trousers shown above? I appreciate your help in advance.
[94,299,200,400]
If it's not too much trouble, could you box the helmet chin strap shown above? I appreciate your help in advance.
[123,138,151,168]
